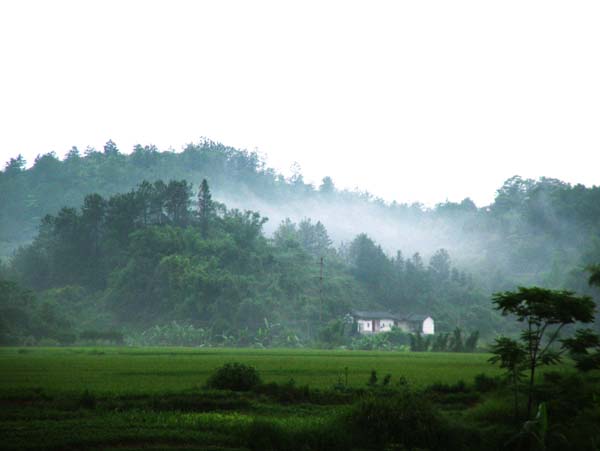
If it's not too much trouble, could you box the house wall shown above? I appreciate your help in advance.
[357,319,372,333]
[379,319,395,332]
[357,318,396,334]
[422,317,435,335]
[356,317,433,334]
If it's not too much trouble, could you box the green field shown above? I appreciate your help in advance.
[0,347,499,394]
[1,347,584,450]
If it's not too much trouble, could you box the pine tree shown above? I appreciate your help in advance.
[197,179,215,238]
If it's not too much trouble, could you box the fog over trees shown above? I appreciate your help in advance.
[1,140,599,345]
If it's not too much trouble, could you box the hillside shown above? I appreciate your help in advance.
[1,140,600,345]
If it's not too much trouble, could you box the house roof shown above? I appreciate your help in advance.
[351,310,402,320]
[402,313,431,322]
[351,310,432,322]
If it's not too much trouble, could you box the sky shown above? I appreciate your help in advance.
[0,1,599,207]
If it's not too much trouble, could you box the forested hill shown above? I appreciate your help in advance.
[2,139,600,292]
[0,179,497,345]
[0,141,600,289]
[1,139,600,345]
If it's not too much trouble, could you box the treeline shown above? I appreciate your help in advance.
[0,139,324,255]
[2,140,600,300]
[1,180,493,345]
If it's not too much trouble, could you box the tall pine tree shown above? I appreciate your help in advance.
[197,179,215,238]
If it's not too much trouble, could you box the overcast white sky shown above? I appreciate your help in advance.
[0,1,598,206]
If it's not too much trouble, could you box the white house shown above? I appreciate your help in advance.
[351,310,434,335]
[395,313,435,335]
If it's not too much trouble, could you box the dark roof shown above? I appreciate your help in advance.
[351,310,432,322]
[402,313,431,322]
[351,310,402,320]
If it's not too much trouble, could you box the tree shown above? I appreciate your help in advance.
[297,219,332,257]
[103,139,120,156]
[561,328,600,372]
[81,194,106,255]
[448,327,463,352]
[429,249,451,282]
[561,265,600,372]
[319,176,335,195]
[164,180,192,226]
[464,330,479,352]
[197,179,215,238]
[492,286,595,417]
[489,337,527,420]
[587,264,600,287]
[3,154,26,176]
[273,218,298,248]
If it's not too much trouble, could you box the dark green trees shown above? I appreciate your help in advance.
[491,287,595,417]
[561,266,600,372]
[197,179,215,238]
[489,337,527,419]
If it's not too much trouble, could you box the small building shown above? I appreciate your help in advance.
[395,313,435,335]
[351,310,434,335]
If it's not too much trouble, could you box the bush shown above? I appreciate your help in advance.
[428,380,468,394]
[254,379,312,404]
[36,338,60,346]
[473,373,499,393]
[78,389,97,409]
[125,322,205,346]
[206,362,261,391]
[80,330,124,344]
[343,391,450,450]
[350,333,392,351]
[386,327,410,346]
[246,419,290,451]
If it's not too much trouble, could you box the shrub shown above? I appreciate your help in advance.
[80,330,124,344]
[343,391,450,450]
[246,419,290,451]
[55,332,77,345]
[350,333,392,351]
[386,327,410,346]
[78,389,97,409]
[37,338,60,346]
[125,322,206,346]
[253,379,312,404]
[428,380,468,394]
[473,373,499,393]
[206,362,261,391]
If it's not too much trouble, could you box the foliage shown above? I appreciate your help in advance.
[80,330,124,345]
[2,141,600,342]
[489,336,527,420]
[492,286,596,417]
[343,392,449,450]
[5,146,600,345]
[127,322,211,347]
[350,333,393,351]
[473,373,500,393]
[205,362,262,391]
[561,328,600,372]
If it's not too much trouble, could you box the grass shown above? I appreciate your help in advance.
[0,347,499,395]
[2,347,580,450]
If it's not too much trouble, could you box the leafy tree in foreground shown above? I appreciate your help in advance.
[561,265,600,372]
[587,264,600,287]
[492,287,595,418]
[489,336,527,420]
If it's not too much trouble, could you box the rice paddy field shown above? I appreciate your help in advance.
[1,347,574,450]
[0,347,499,395]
